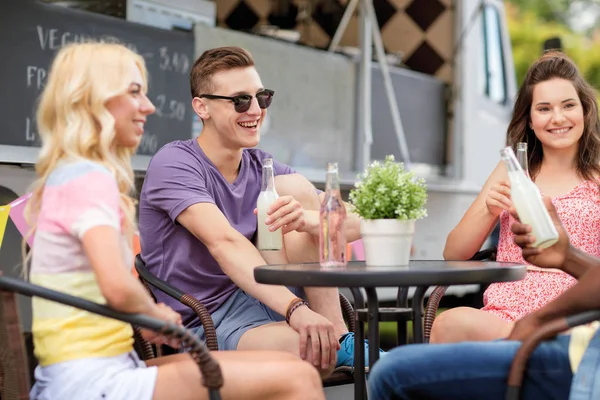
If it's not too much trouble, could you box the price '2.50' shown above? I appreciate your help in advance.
[155,94,186,121]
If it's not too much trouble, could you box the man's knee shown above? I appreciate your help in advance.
[275,174,320,210]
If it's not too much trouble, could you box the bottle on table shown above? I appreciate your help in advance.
[257,158,283,251]
[319,162,347,267]
[500,146,558,249]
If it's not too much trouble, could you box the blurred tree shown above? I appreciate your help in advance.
[508,0,572,25]
[506,1,600,93]
[507,0,600,31]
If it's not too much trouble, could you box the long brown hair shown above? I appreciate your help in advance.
[506,51,600,181]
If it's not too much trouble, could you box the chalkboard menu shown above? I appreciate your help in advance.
[0,0,194,156]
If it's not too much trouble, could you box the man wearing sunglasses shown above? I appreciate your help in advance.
[367,197,600,400]
[138,46,380,378]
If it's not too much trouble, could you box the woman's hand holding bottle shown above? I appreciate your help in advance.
[485,180,513,217]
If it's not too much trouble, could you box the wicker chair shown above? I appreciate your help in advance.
[0,274,223,400]
[134,254,356,386]
[423,247,497,342]
[0,289,30,400]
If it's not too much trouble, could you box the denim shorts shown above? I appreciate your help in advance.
[30,351,157,400]
[193,286,305,350]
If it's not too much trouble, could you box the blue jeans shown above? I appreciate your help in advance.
[368,335,573,400]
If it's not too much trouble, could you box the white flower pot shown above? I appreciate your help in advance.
[360,219,415,266]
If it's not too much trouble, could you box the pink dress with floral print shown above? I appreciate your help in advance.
[482,180,600,322]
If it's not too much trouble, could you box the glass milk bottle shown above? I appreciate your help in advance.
[319,162,347,267]
[500,146,558,249]
[516,142,530,179]
[257,158,283,251]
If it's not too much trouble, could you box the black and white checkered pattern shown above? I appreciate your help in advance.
[217,0,453,83]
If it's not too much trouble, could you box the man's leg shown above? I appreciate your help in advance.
[210,283,335,378]
[237,321,336,378]
[367,335,573,400]
[275,174,348,337]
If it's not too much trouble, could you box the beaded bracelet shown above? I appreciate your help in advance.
[285,297,302,318]
[286,298,309,325]
[285,297,304,321]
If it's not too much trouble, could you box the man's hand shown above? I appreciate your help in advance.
[511,196,571,270]
[256,195,307,234]
[289,305,340,370]
[506,313,544,342]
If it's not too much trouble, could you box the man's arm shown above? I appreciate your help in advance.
[529,248,600,324]
[562,247,597,279]
[509,197,600,339]
[176,202,297,316]
[300,193,361,242]
[508,253,600,342]
[273,172,362,242]
[510,196,597,280]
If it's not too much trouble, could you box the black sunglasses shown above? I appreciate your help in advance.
[199,89,274,113]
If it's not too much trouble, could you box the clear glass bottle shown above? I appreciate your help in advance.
[516,142,530,179]
[500,146,558,249]
[319,162,347,267]
[257,158,283,251]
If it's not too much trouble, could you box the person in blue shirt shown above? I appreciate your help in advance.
[368,197,600,400]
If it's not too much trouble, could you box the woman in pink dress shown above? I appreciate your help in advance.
[432,51,600,343]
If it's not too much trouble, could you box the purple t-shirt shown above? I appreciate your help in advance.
[138,139,294,327]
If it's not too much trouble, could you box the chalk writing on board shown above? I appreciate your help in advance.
[36,26,139,54]
[26,66,47,90]
[158,46,190,74]
[25,117,37,142]
[1,1,194,158]
[138,132,159,154]
[154,94,187,121]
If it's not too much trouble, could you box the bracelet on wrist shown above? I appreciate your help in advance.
[286,298,309,324]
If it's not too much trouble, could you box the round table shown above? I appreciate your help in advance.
[255,260,526,400]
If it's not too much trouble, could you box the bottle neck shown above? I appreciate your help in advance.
[261,166,276,191]
[516,149,529,177]
[325,171,340,195]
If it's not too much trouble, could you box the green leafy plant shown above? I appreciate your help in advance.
[349,155,428,220]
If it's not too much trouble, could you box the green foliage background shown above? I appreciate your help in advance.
[507,1,600,91]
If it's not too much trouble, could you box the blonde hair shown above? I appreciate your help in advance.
[23,41,148,264]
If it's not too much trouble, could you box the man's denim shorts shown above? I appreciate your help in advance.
[192,286,305,350]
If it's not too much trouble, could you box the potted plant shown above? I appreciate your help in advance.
[349,155,427,266]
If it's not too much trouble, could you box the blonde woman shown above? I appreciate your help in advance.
[25,42,323,400]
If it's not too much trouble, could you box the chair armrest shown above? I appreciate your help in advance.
[473,247,497,261]
[179,294,218,351]
[506,310,600,400]
[423,247,497,342]
[339,292,355,333]
[132,325,155,360]
[135,255,218,351]
[0,274,224,397]
[135,255,185,299]
[423,286,448,342]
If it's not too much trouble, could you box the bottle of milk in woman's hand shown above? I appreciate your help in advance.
[257,158,283,251]
[500,146,559,249]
